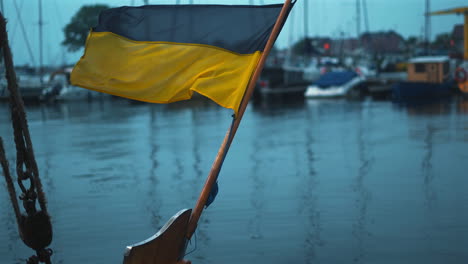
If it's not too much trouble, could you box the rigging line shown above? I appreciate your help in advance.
[356,0,361,37]
[1,15,47,214]
[8,87,47,213]
[10,0,25,48]
[362,0,369,33]
[0,138,22,226]
[183,229,198,257]
[49,0,66,66]
[12,0,36,66]
[52,0,63,25]
[1,13,53,264]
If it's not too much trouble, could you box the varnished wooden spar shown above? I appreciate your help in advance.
[123,209,192,264]
[186,0,294,240]
[122,1,293,263]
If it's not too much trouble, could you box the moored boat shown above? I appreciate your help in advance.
[41,67,104,101]
[304,70,366,98]
[392,56,456,101]
[0,67,48,101]
[255,62,316,97]
[454,61,468,94]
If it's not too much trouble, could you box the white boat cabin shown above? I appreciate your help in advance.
[407,56,450,84]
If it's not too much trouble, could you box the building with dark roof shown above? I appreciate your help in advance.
[451,24,464,59]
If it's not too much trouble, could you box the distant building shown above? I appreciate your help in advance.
[451,24,464,59]
[330,38,360,56]
[360,30,406,55]
[326,31,406,60]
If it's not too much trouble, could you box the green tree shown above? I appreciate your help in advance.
[404,36,419,55]
[62,4,110,52]
[432,33,451,50]
[405,36,419,47]
[291,37,312,56]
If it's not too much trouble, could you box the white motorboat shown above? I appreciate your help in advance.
[304,70,366,98]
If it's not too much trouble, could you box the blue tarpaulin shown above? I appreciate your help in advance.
[314,71,358,88]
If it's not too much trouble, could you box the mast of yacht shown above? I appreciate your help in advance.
[304,0,309,58]
[304,0,308,39]
[285,1,295,67]
[38,0,43,84]
[425,0,431,55]
[356,0,361,37]
[362,0,369,33]
[0,1,2,76]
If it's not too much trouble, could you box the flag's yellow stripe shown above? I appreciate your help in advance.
[71,31,261,114]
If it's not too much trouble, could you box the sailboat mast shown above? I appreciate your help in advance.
[303,0,308,56]
[362,0,369,33]
[356,0,361,37]
[38,0,43,83]
[303,0,308,38]
[425,0,431,54]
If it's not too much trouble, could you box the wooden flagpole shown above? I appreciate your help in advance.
[186,0,293,239]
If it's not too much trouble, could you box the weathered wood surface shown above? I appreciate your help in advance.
[123,209,191,264]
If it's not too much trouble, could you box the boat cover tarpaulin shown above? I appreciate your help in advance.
[314,71,358,88]
[71,4,293,115]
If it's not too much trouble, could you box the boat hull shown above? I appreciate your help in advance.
[392,81,454,101]
[304,76,365,98]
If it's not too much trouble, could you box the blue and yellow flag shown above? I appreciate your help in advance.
[71,4,289,114]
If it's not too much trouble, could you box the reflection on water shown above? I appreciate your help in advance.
[422,124,437,210]
[352,103,373,264]
[1,97,468,263]
[148,107,162,230]
[189,108,210,263]
[421,123,438,255]
[458,98,468,114]
[301,104,324,263]
[247,135,264,241]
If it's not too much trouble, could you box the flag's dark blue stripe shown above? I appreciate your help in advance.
[93,4,284,54]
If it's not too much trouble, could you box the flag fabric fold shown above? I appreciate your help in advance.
[71,4,286,114]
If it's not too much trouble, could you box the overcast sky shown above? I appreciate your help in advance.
[1,0,465,67]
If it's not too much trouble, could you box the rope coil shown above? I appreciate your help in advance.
[0,12,53,264]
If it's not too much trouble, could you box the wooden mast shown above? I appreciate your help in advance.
[123,2,294,263]
[186,0,293,239]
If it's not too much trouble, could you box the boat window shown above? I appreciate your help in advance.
[414,63,425,73]
[443,62,449,75]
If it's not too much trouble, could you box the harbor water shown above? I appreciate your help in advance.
[1,96,468,264]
